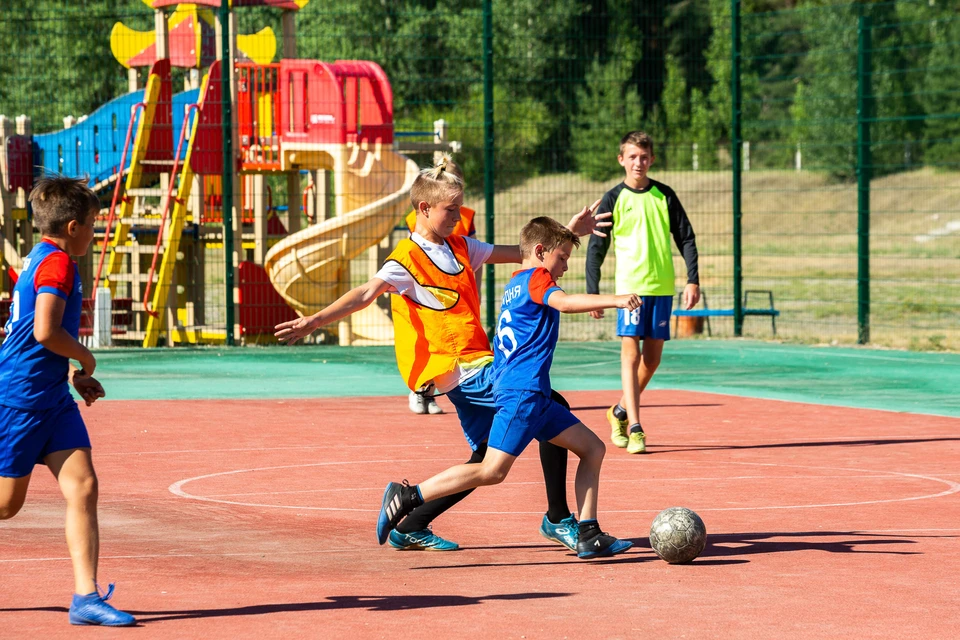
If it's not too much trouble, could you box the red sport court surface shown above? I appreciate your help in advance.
[1,343,958,639]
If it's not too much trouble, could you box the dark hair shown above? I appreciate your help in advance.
[619,130,655,156]
[29,176,99,235]
[519,217,580,258]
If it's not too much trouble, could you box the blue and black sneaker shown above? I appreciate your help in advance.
[576,531,633,559]
[388,528,459,551]
[69,584,136,627]
[539,513,579,552]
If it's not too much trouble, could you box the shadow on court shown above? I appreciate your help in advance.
[651,436,960,454]
[573,403,724,411]
[0,593,572,624]
[696,530,931,558]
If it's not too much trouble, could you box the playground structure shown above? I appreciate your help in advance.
[0,0,457,348]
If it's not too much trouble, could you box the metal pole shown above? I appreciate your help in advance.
[731,0,743,335]
[482,0,495,336]
[219,1,235,345]
[856,14,872,344]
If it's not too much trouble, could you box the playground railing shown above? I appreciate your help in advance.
[92,101,146,301]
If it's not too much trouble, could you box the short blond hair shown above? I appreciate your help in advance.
[619,131,655,156]
[410,155,464,212]
[519,217,580,259]
[29,176,100,235]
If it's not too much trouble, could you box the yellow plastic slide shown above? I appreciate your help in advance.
[264,145,419,342]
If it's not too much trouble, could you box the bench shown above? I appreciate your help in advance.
[672,289,780,336]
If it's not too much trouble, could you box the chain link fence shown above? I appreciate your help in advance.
[0,1,956,350]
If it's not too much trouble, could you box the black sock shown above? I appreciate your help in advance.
[402,484,424,512]
[629,423,644,434]
[540,439,571,523]
[613,403,627,421]
[396,443,486,533]
[579,518,601,540]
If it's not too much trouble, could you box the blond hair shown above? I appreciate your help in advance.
[619,131,655,156]
[29,176,100,235]
[519,217,580,259]
[409,154,464,212]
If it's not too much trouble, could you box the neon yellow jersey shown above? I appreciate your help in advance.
[585,179,699,297]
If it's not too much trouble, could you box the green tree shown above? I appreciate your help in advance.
[570,39,645,181]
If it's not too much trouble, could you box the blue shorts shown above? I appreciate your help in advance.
[488,389,580,457]
[0,399,90,478]
[617,295,673,340]
[445,364,496,451]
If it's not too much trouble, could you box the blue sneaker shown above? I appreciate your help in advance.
[539,513,579,552]
[388,528,459,551]
[576,531,633,559]
[69,584,136,626]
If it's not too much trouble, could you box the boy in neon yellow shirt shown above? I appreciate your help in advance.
[585,131,700,454]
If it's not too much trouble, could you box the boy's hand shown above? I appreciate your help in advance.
[682,283,701,310]
[589,310,604,320]
[567,199,612,237]
[70,370,105,406]
[615,294,642,311]
[275,314,320,344]
[77,351,96,378]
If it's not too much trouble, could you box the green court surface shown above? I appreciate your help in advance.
[89,340,960,417]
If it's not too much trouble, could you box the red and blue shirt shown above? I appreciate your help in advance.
[0,240,82,409]
[492,267,562,396]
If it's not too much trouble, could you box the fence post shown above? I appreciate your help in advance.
[93,286,112,348]
[731,0,743,335]
[219,1,235,346]
[856,14,872,345]
[482,0,495,337]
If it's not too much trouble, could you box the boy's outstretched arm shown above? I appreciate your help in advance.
[485,200,611,265]
[34,293,96,376]
[275,278,393,344]
[546,290,641,315]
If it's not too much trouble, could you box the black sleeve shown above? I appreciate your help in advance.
[585,188,618,294]
[667,189,699,286]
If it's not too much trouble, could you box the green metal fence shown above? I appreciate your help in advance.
[0,1,956,351]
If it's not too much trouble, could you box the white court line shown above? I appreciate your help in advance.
[575,340,958,365]
[0,549,357,564]
[95,433,960,458]
[169,459,960,514]
[7,529,956,565]
[200,475,900,499]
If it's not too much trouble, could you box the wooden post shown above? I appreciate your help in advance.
[14,115,32,256]
[281,11,297,59]
[0,116,19,275]
[286,171,301,234]
[252,174,268,264]
[155,10,169,60]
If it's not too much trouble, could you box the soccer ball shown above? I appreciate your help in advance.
[649,507,707,564]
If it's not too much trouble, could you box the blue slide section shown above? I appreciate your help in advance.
[32,89,200,188]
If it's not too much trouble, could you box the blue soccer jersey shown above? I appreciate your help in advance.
[0,240,82,410]
[492,267,563,396]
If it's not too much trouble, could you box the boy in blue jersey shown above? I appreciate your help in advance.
[586,131,700,454]
[0,177,135,626]
[375,217,640,558]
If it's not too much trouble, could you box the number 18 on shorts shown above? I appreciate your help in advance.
[615,295,673,340]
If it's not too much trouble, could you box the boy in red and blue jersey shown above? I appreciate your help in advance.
[0,177,135,626]
[376,217,641,559]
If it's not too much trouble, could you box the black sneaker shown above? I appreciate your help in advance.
[576,530,633,559]
[377,481,414,544]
